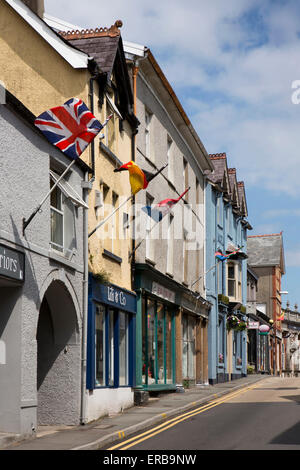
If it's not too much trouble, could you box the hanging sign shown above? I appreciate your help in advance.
[248,321,259,329]
[259,324,270,335]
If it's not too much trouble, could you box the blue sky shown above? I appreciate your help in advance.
[45,0,300,309]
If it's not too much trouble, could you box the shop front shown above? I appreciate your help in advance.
[134,264,180,393]
[134,264,210,396]
[180,292,210,387]
[86,274,137,420]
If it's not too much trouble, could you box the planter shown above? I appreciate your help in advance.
[227,315,247,332]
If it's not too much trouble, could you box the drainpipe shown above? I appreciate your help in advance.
[80,171,93,424]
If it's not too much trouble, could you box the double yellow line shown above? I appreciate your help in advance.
[108,382,260,450]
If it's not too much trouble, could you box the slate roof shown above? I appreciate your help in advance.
[207,153,227,184]
[59,21,123,76]
[247,233,285,273]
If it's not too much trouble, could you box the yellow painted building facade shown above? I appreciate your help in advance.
[0,1,134,292]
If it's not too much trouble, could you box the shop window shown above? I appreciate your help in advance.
[157,303,164,383]
[93,304,131,388]
[146,298,156,384]
[218,315,224,364]
[142,296,175,386]
[166,308,173,384]
[119,312,128,386]
[182,315,196,379]
[95,305,105,386]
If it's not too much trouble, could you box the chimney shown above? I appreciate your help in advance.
[22,0,44,18]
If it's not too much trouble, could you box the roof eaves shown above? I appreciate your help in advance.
[4,0,89,69]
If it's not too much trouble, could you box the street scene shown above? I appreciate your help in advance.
[1,0,300,457]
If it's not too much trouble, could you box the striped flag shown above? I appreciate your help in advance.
[35,98,103,159]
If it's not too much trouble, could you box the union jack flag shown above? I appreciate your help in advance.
[34,98,103,159]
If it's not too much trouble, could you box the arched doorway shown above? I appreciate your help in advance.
[36,279,81,426]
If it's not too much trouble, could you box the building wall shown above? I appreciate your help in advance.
[252,266,273,318]
[0,1,89,117]
[87,99,133,291]
[0,104,85,435]
[134,71,205,292]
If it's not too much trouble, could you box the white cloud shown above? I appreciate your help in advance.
[45,0,300,195]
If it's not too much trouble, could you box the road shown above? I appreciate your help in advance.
[108,377,300,450]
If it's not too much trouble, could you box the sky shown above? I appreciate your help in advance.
[45,0,300,310]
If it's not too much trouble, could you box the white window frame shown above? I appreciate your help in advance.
[145,193,154,261]
[167,136,173,183]
[227,261,242,302]
[50,171,86,257]
[166,212,174,275]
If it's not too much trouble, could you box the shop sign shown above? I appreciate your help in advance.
[248,321,259,329]
[0,245,24,282]
[152,282,175,303]
[92,280,136,314]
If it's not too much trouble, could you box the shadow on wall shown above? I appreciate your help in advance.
[36,279,80,426]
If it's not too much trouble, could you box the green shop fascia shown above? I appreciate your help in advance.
[134,263,209,392]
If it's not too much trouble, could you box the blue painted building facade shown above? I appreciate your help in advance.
[205,153,252,384]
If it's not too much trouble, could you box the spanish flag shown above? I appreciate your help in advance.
[114,161,167,195]
[277,311,285,321]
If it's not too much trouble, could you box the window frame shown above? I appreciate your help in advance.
[90,302,133,389]
[227,261,242,302]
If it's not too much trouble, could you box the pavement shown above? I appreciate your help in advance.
[2,374,268,451]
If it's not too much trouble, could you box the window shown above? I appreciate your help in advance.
[50,171,87,257]
[167,136,173,182]
[218,315,224,364]
[145,193,154,261]
[95,305,105,386]
[111,192,119,255]
[119,312,128,386]
[50,181,64,253]
[227,261,242,302]
[142,297,175,386]
[182,315,196,379]
[166,213,174,275]
[227,263,236,298]
[105,91,115,151]
[145,109,152,161]
[93,304,131,388]
[183,158,188,198]
[183,228,188,283]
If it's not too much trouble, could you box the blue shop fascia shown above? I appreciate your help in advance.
[86,273,137,390]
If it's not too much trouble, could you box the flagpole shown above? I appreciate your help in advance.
[89,162,168,238]
[128,185,190,260]
[128,216,161,260]
[190,261,218,289]
[88,195,133,238]
[22,159,76,235]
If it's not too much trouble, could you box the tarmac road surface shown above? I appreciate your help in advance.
[108,377,300,451]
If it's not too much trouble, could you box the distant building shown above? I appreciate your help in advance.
[247,232,286,375]
[282,302,300,376]
[206,153,251,383]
